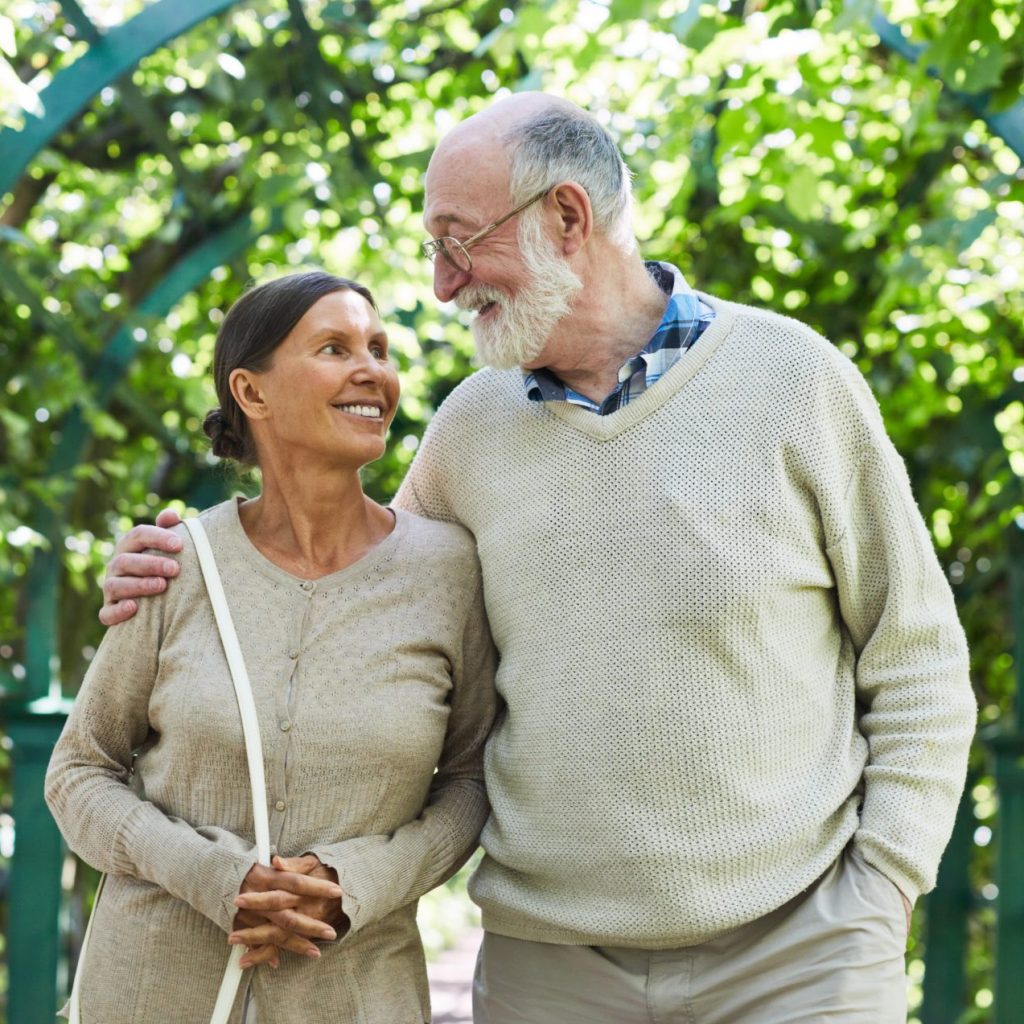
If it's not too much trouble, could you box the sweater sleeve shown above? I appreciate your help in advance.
[45,557,259,934]
[393,406,462,524]
[824,396,976,903]
[310,569,497,936]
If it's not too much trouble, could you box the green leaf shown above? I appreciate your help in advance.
[784,165,821,221]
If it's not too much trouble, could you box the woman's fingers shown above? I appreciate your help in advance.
[229,923,321,958]
[273,853,320,874]
[234,904,335,940]
[234,900,336,939]
[265,869,341,899]
[238,943,279,970]
[239,863,341,900]
[235,889,301,912]
[238,862,283,894]
[261,907,337,941]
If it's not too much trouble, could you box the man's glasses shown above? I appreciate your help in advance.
[421,188,551,273]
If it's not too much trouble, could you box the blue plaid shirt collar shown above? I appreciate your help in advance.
[523,262,715,415]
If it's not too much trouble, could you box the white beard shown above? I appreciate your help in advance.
[455,210,583,370]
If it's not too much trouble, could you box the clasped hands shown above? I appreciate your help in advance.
[230,854,348,970]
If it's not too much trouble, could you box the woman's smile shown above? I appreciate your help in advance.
[332,402,386,421]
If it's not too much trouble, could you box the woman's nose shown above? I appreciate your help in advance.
[351,348,387,382]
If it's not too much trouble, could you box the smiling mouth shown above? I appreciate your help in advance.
[333,404,384,420]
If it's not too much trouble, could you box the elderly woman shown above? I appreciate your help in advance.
[46,271,496,1024]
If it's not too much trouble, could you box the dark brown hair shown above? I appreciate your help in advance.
[203,271,377,466]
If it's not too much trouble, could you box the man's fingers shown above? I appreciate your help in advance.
[154,507,184,529]
[99,547,180,627]
[98,600,138,627]
[113,524,183,557]
[102,571,170,606]
[106,550,180,583]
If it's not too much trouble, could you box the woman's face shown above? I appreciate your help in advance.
[239,289,401,470]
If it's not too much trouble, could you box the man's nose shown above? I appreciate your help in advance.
[433,256,471,303]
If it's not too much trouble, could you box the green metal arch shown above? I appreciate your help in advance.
[0,0,239,197]
[20,209,275,699]
[871,9,1024,162]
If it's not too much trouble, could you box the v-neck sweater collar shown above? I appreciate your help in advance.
[537,294,738,441]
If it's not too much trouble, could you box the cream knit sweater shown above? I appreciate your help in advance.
[46,500,496,1023]
[394,294,976,948]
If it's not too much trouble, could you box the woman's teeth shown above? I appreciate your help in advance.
[335,405,381,419]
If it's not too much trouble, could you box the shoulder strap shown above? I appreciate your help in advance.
[183,516,271,1023]
[183,517,271,863]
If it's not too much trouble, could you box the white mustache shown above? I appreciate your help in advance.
[455,288,503,313]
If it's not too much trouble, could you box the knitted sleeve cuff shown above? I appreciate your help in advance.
[114,802,260,932]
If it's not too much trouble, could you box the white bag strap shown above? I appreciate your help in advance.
[70,517,271,1024]
[184,516,272,1023]
[184,517,272,866]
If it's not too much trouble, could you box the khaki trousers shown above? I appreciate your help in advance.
[473,847,908,1023]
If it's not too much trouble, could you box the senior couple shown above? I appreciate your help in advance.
[48,93,976,1023]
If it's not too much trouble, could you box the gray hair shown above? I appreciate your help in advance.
[503,106,635,252]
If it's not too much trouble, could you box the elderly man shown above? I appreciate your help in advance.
[101,93,975,1023]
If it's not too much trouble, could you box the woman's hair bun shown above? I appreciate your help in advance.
[203,408,245,461]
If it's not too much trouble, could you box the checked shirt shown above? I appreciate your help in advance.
[523,261,715,415]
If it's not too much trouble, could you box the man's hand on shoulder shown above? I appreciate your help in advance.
[99,508,185,626]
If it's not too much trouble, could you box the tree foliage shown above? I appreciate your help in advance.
[1,0,1022,1017]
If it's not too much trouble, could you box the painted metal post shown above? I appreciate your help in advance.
[989,520,1024,1022]
[6,699,70,1024]
[920,786,974,1022]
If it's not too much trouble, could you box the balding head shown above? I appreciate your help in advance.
[438,92,579,148]
[428,93,636,253]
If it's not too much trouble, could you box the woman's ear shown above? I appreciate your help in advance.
[548,181,593,256]
[229,368,269,420]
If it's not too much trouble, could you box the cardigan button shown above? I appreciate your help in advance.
[275,800,286,811]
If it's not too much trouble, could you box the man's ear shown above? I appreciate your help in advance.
[548,181,592,256]
[230,368,269,420]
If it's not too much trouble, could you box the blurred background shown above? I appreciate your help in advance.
[0,0,1022,1021]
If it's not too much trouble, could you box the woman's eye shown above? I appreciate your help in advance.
[371,344,387,359]
[321,344,342,355]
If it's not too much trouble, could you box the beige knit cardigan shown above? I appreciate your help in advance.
[46,499,496,1024]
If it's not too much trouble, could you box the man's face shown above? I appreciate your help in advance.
[454,208,582,370]
[423,143,581,370]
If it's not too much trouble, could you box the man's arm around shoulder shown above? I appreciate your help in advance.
[99,508,184,626]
